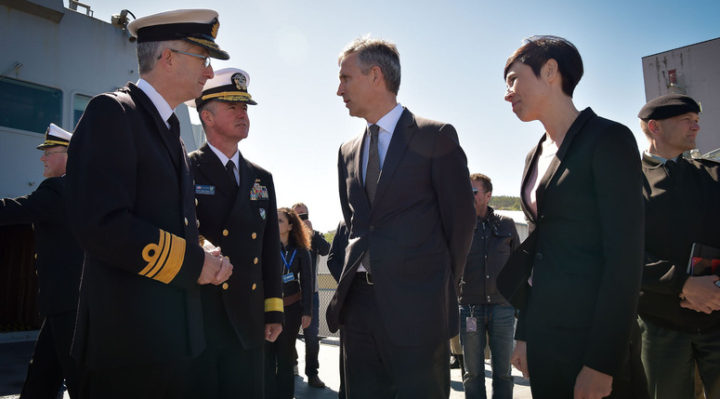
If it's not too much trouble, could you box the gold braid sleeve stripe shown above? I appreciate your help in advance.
[140,230,186,284]
[264,298,284,313]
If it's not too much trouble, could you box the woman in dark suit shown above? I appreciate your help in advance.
[501,36,647,399]
[264,207,313,399]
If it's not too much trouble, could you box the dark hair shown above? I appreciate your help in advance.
[278,207,311,250]
[504,35,583,97]
[339,37,401,95]
[470,173,492,193]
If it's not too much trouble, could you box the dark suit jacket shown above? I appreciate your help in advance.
[188,144,284,349]
[66,83,206,368]
[0,177,83,316]
[639,154,720,333]
[327,107,475,346]
[499,108,644,377]
[327,221,348,283]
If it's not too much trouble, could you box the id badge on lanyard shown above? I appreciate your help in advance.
[280,249,297,283]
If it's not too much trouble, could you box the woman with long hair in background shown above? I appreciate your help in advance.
[265,207,313,399]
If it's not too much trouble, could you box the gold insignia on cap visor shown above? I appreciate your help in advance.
[211,19,219,38]
[37,123,72,149]
[200,91,254,103]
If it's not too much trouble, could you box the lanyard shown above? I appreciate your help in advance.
[280,249,297,273]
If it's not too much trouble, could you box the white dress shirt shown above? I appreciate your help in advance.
[523,134,559,220]
[361,103,404,182]
[207,142,240,185]
[136,79,174,129]
[358,103,403,272]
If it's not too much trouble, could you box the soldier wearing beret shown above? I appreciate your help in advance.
[637,94,720,399]
[185,68,284,398]
[1,124,83,398]
[65,9,233,398]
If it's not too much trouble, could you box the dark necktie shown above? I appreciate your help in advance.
[168,114,180,138]
[365,124,381,205]
[362,125,381,274]
[225,160,238,189]
[165,114,183,170]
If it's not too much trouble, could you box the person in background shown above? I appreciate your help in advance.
[291,202,330,388]
[0,124,82,398]
[265,207,313,399]
[459,173,520,399]
[636,93,720,399]
[186,67,284,398]
[499,35,647,399]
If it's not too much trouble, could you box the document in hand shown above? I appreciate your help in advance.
[687,243,720,276]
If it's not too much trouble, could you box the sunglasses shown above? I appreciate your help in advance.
[298,213,309,221]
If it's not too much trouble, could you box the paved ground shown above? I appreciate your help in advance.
[0,334,532,399]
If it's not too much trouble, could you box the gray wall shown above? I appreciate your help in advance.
[642,38,720,155]
[1,0,199,198]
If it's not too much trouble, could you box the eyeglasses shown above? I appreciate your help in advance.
[43,150,67,157]
[170,49,211,68]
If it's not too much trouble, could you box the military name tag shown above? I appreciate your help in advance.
[466,316,477,332]
[250,182,269,200]
[195,185,215,195]
[282,273,295,283]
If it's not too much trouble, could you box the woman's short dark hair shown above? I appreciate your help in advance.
[504,35,583,98]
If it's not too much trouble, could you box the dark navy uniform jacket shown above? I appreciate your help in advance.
[0,176,83,316]
[639,154,720,333]
[189,144,283,349]
[66,83,206,368]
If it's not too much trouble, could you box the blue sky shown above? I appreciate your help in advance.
[88,0,719,231]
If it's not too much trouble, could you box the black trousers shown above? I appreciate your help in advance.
[21,312,80,399]
[342,278,450,399]
[265,301,303,399]
[526,321,649,399]
[77,360,190,399]
[183,338,264,398]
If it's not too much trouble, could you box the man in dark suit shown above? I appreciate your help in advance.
[498,36,646,399]
[328,37,476,398]
[636,94,720,399]
[1,124,82,398]
[292,202,330,388]
[186,67,284,398]
[65,10,234,398]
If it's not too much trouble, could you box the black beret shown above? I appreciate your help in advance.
[638,94,701,120]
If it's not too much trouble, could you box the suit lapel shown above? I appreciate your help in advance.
[371,109,415,209]
[521,140,542,224]
[534,108,594,216]
[128,83,181,171]
[234,152,255,213]
[195,143,237,198]
[351,130,371,211]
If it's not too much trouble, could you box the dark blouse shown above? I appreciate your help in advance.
[280,243,313,317]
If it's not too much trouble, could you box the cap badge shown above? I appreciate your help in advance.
[232,73,248,91]
[210,19,219,39]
